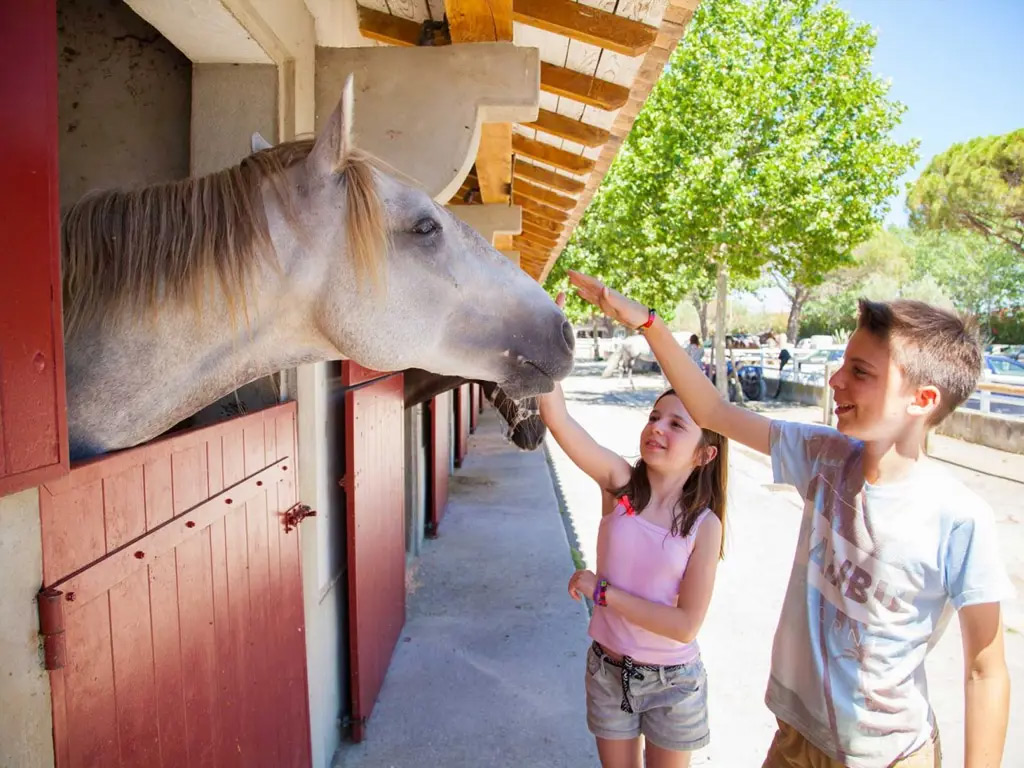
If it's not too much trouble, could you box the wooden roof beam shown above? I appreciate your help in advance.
[355,7,629,111]
[513,178,576,210]
[522,222,561,245]
[513,134,594,175]
[514,161,585,195]
[521,210,564,234]
[523,108,610,148]
[445,1,515,205]
[514,193,570,224]
[513,0,658,58]
[539,62,629,111]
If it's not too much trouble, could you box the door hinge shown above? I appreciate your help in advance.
[37,588,66,670]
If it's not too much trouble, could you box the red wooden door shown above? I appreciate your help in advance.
[453,384,471,468]
[427,393,451,537]
[39,404,311,768]
[0,0,69,496]
[344,371,405,742]
[469,383,479,434]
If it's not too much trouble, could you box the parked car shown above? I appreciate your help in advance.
[795,346,845,374]
[982,354,1024,386]
[1000,344,1024,363]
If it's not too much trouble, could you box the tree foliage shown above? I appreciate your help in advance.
[908,128,1024,255]
[799,227,1024,341]
[547,0,916,379]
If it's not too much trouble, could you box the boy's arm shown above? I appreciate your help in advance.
[539,383,632,492]
[959,602,1010,768]
[568,271,771,454]
[644,318,771,454]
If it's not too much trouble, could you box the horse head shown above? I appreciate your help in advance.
[60,77,572,458]
[256,78,574,399]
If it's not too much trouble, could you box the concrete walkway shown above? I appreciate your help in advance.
[334,408,598,768]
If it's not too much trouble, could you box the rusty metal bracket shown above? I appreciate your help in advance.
[37,587,66,670]
[282,503,316,533]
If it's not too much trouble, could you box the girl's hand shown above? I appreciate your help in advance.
[568,569,598,602]
[568,271,649,329]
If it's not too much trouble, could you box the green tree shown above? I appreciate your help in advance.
[908,128,1024,255]
[549,0,915,393]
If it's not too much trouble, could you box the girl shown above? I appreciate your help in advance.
[540,297,728,768]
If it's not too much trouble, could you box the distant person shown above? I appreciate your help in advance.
[568,269,1013,768]
[687,334,704,369]
[774,347,792,399]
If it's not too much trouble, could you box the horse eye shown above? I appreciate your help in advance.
[411,218,440,236]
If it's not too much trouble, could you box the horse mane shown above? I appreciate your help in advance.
[61,138,387,339]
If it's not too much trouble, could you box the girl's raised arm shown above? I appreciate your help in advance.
[539,292,632,492]
[539,383,632,492]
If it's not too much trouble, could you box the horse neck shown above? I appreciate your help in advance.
[64,248,341,457]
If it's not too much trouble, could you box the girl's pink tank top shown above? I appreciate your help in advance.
[588,496,712,666]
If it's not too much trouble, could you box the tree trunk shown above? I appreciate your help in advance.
[786,283,811,344]
[591,314,600,361]
[714,258,729,398]
[692,295,709,342]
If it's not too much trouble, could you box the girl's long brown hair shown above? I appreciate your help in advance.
[611,390,728,559]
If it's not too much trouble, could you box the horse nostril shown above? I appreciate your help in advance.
[561,320,574,352]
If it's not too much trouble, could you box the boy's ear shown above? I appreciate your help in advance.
[907,385,940,418]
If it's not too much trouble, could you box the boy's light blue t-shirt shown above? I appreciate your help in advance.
[768,421,1014,768]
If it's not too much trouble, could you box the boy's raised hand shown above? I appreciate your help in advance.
[568,271,648,329]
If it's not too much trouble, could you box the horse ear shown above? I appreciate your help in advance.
[251,132,273,153]
[307,74,355,177]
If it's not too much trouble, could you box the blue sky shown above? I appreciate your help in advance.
[844,0,1024,226]
[743,0,1024,311]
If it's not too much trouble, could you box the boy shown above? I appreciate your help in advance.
[568,270,1013,767]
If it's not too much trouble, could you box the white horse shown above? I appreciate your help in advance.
[61,79,573,459]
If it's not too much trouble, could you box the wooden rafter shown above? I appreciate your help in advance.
[521,211,564,234]
[355,7,629,111]
[447,0,513,40]
[522,223,561,245]
[537,62,629,111]
[512,0,658,57]
[512,134,595,175]
[514,193,570,224]
[514,161,586,195]
[513,178,576,211]
[517,233,558,252]
[446,0,514,205]
[523,108,610,148]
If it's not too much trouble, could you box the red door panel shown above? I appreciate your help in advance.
[40,404,311,767]
[345,372,406,742]
[0,0,69,496]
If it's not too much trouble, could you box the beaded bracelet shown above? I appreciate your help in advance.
[593,578,609,607]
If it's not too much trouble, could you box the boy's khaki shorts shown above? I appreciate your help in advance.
[762,719,940,768]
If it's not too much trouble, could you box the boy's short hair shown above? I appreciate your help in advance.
[857,298,982,425]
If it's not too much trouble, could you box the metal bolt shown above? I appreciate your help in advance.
[186,521,196,528]
[225,498,233,505]
[256,480,263,487]
[66,592,76,602]
[134,551,145,559]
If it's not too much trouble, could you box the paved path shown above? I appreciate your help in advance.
[547,364,1024,766]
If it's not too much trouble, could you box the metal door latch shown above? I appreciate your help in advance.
[282,503,316,533]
